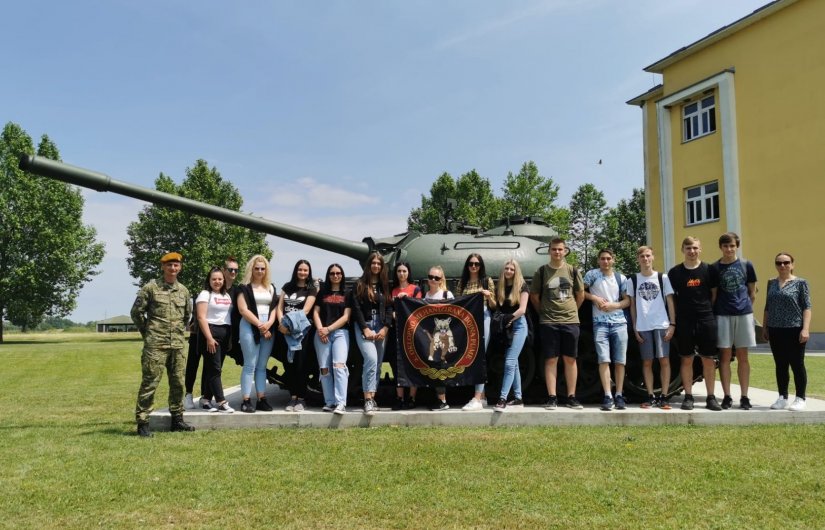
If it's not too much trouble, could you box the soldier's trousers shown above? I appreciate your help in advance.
[135,346,185,424]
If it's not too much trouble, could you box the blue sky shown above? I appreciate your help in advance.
[3,0,769,322]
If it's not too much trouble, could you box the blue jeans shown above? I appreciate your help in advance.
[355,321,386,394]
[500,315,527,400]
[239,319,273,397]
[315,329,349,406]
[593,322,628,365]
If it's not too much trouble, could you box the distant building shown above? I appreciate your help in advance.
[96,315,138,333]
[627,0,824,345]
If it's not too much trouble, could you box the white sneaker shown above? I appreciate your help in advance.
[770,396,788,410]
[216,402,234,413]
[184,393,195,410]
[364,399,376,416]
[462,398,484,411]
[789,397,807,412]
[333,403,347,415]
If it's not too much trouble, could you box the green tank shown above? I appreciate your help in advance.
[20,155,697,404]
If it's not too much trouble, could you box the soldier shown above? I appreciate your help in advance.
[132,252,194,437]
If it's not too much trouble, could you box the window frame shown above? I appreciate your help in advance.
[684,181,720,226]
[682,94,716,142]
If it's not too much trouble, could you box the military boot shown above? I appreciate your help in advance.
[170,414,195,432]
[137,423,153,438]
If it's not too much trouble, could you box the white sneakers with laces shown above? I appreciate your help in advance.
[462,398,484,411]
[770,396,788,410]
[789,397,807,412]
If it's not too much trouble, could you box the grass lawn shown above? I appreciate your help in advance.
[2,333,824,529]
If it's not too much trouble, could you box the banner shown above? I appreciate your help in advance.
[395,293,486,387]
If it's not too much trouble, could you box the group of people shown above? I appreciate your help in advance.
[130,232,812,436]
[576,232,812,413]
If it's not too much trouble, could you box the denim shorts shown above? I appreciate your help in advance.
[593,322,628,365]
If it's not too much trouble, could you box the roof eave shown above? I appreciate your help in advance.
[643,0,795,73]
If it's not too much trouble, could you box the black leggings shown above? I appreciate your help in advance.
[283,333,313,399]
[768,326,807,399]
[199,324,230,402]
[184,333,205,395]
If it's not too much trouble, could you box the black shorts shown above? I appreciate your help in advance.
[539,323,580,359]
[675,317,717,358]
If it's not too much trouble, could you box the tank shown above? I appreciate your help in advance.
[19,155,698,404]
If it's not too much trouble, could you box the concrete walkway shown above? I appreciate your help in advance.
[149,380,824,431]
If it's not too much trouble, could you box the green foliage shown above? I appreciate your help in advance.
[0,122,105,340]
[407,170,500,232]
[597,188,646,274]
[568,183,608,268]
[125,159,271,292]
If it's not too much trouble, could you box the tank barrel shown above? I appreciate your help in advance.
[19,155,372,262]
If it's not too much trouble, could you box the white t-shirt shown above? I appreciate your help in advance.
[583,269,627,324]
[196,290,233,326]
[424,290,454,301]
[629,272,674,331]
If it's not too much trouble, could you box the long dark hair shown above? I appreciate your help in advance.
[318,263,346,297]
[356,251,389,302]
[284,259,314,293]
[458,253,487,293]
[203,267,227,294]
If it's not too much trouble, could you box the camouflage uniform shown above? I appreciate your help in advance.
[132,278,192,425]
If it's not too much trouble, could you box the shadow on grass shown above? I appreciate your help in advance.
[1,337,141,345]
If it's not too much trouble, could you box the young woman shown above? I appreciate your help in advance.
[195,267,235,413]
[351,252,393,415]
[493,259,530,411]
[425,265,454,410]
[391,261,422,410]
[237,255,278,413]
[455,253,496,411]
[313,264,352,414]
[276,259,317,412]
[762,252,812,412]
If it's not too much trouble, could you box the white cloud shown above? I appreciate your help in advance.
[266,176,379,209]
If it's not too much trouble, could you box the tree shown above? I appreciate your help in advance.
[500,161,559,217]
[125,159,272,291]
[407,170,500,233]
[597,188,646,274]
[568,183,607,269]
[0,122,105,341]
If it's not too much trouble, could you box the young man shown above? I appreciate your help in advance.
[583,249,631,411]
[712,233,757,410]
[628,246,676,409]
[223,257,244,366]
[131,252,194,437]
[667,237,721,411]
[530,238,585,409]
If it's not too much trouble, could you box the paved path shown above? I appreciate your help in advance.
[149,380,824,431]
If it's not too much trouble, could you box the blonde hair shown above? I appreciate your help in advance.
[242,255,272,287]
[637,245,654,256]
[429,265,448,292]
[496,259,524,307]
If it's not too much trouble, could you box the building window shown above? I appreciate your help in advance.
[683,95,716,141]
[685,181,719,225]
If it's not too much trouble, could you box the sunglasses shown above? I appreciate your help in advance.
[224,267,239,273]
[775,261,791,266]
[329,271,343,276]
[468,262,480,268]
[428,275,442,281]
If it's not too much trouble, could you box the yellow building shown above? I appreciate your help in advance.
[627,0,824,345]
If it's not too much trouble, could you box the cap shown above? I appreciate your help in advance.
[160,252,183,263]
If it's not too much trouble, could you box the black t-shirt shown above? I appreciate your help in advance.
[281,282,318,315]
[499,282,529,315]
[667,262,717,320]
[315,289,350,327]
